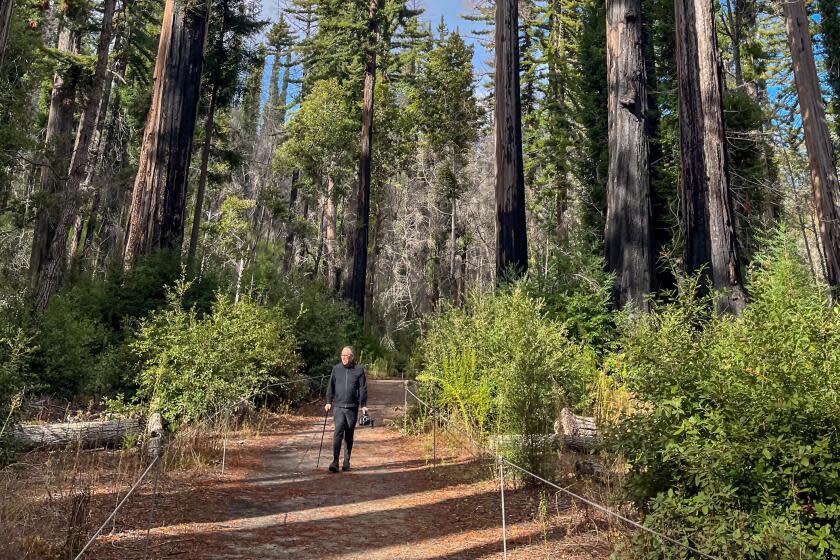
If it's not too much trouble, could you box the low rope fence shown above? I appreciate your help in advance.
[402,383,719,560]
[72,373,330,560]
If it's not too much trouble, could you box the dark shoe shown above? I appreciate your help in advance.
[328,461,339,473]
[342,462,350,472]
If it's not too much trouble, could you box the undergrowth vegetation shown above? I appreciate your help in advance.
[131,280,301,427]
[417,285,599,477]
[610,232,840,558]
[416,230,840,558]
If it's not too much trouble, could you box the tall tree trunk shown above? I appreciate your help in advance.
[784,0,840,289]
[77,35,119,266]
[77,75,116,264]
[123,0,211,268]
[547,0,570,245]
[282,169,299,273]
[277,50,292,125]
[344,0,379,315]
[495,0,528,281]
[34,0,116,310]
[325,174,337,291]
[605,0,654,311]
[450,197,456,291]
[674,0,746,311]
[30,7,79,289]
[187,81,220,271]
[0,0,13,66]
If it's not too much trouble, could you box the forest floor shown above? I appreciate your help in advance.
[3,381,620,559]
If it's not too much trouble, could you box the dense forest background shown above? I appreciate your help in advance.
[1,0,840,556]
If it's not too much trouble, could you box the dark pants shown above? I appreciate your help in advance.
[333,407,357,464]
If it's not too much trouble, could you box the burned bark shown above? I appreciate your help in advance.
[123,0,211,268]
[494,0,528,281]
[605,0,654,311]
[30,9,80,289]
[674,0,746,311]
[34,0,117,310]
[344,0,379,315]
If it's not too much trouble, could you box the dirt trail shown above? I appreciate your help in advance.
[93,380,614,559]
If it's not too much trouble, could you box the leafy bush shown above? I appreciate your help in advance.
[418,285,598,476]
[31,251,220,399]
[269,276,359,378]
[33,284,111,397]
[525,239,615,351]
[611,231,840,558]
[133,282,301,428]
[0,328,32,458]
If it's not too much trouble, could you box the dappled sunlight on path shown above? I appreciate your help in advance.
[91,381,614,559]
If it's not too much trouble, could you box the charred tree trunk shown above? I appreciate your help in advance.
[344,0,379,315]
[674,0,746,312]
[495,0,528,281]
[30,10,80,289]
[123,0,211,268]
[783,0,840,290]
[605,0,654,311]
[34,0,116,310]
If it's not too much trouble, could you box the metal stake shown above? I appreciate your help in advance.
[142,457,162,560]
[432,412,437,469]
[500,456,508,559]
[221,413,229,475]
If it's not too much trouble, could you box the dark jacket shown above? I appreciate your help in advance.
[326,362,367,408]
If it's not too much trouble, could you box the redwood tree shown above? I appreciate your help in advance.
[123,0,211,268]
[34,0,117,310]
[783,0,840,289]
[494,0,528,281]
[674,0,746,311]
[343,0,379,315]
[605,0,654,310]
[30,2,80,288]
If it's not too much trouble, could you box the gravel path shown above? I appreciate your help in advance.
[92,380,614,559]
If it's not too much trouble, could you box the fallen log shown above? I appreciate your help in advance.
[555,408,599,451]
[13,417,142,450]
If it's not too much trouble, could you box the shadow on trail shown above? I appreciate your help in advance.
[114,470,554,558]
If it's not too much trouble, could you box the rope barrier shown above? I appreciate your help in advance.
[72,455,160,560]
[403,386,719,560]
[73,373,330,558]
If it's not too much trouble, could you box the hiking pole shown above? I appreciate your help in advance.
[316,410,330,468]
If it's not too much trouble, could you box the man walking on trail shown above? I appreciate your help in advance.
[325,346,368,473]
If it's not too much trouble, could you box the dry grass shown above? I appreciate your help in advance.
[0,405,278,560]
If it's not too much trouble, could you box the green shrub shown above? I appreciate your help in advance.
[132,281,301,428]
[31,251,220,400]
[611,231,840,558]
[418,285,598,476]
[525,240,615,351]
[33,285,110,398]
[0,328,32,459]
[270,276,359,378]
